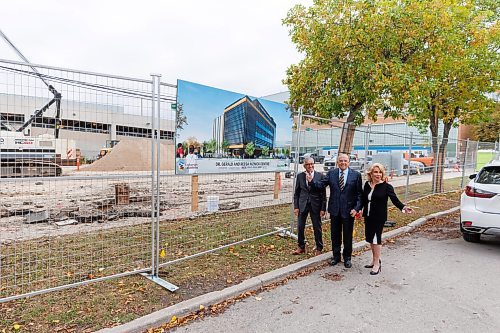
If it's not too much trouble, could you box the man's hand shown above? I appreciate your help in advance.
[350,209,357,217]
[320,210,325,217]
[294,208,299,217]
[305,172,313,183]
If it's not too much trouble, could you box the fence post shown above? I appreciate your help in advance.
[150,74,158,274]
[363,124,371,172]
[405,132,413,203]
[460,138,469,188]
[273,172,280,199]
[290,109,303,234]
[191,175,199,211]
[155,75,162,277]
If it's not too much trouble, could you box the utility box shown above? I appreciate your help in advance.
[371,152,405,176]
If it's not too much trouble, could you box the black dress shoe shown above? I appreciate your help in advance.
[370,266,381,275]
[330,258,341,266]
[364,259,381,269]
[370,261,382,275]
[344,259,352,268]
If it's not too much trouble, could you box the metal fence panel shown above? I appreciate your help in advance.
[0,60,174,301]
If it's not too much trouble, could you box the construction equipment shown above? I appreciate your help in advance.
[97,140,120,160]
[0,30,64,177]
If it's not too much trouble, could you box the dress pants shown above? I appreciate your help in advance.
[297,203,323,250]
[330,215,354,260]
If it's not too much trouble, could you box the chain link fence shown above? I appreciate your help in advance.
[1,60,498,303]
[292,116,499,205]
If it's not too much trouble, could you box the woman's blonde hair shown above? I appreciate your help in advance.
[366,163,386,183]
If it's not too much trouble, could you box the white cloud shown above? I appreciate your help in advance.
[0,0,311,96]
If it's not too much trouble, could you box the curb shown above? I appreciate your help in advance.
[98,206,459,333]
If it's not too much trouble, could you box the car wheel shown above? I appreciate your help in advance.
[462,232,480,243]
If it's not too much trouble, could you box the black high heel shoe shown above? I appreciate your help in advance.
[370,261,382,275]
[365,259,381,269]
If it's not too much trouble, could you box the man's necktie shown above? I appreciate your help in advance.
[339,171,345,191]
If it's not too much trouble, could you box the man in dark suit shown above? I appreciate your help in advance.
[312,153,363,267]
[293,157,327,256]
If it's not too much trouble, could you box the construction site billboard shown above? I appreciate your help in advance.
[175,80,292,174]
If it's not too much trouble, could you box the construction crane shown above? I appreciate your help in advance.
[0,29,64,177]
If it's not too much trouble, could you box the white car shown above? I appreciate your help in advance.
[460,159,500,242]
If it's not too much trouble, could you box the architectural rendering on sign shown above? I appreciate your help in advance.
[176,80,292,158]
[222,96,276,156]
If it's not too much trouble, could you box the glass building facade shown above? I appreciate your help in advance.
[223,96,276,153]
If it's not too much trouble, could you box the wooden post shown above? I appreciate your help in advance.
[115,183,130,205]
[191,175,199,212]
[273,172,280,199]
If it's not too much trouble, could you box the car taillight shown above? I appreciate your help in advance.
[464,186,496,198]
[462,221,473,226]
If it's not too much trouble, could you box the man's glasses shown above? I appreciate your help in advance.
[304,163,314,166]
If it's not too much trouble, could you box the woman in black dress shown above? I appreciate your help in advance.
[362,163,413,275]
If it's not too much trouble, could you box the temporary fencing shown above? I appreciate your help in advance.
[0,59,292,302]
[1,59,498,303]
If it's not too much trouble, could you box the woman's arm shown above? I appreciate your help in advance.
[387,183,405,211]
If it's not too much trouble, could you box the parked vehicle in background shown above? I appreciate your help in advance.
[349,156,364,171]
[404,152,433,172]
[403,160,426,175]
[460,159,500,242]
[323,158,336,171]
[364,156,373,168]
[299,153,325,164]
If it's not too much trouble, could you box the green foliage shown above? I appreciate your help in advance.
[283,0,499,129]
[284,0,499,191]
[221,140,230,153]
[379,0,499,135]
[245,142,255,157]
[262,146,270,156]
[204,139,217,153]
[283,0,392,125]
[471,105,500,142]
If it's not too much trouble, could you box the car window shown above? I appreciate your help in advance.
[476,166,500,184]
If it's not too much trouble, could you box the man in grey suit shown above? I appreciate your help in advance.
[312,153,363,267]
[293,157,327,256]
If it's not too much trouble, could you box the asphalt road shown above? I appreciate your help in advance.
[175,230,500,333]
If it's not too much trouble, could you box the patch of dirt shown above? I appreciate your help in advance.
[414,212,461,240]
[321,272,344,282]
[82,138,174,172]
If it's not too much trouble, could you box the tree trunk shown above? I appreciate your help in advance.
[431,122,452,193]
[429,105,440,193]
[338,107,358,154]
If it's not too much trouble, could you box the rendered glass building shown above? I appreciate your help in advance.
[223,96,276,154]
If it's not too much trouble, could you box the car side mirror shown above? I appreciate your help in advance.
[468,174,476,179]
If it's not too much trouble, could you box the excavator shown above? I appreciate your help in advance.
[0,29,63,177]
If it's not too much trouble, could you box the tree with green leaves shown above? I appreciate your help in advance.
[283,0,392,153]
[245,142,255,158]
[221,140,230,154]
[284,0,499,192]
[378,0,499,192]
[262,146,270,157]
[204,138,217,153]
[471,105,500,142]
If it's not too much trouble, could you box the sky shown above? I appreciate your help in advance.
[177,80,292,145]
[0,0,312,97]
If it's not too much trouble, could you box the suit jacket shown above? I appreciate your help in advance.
[362,181,405,223]
[294,171,327,213]
[314,167,363,219]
